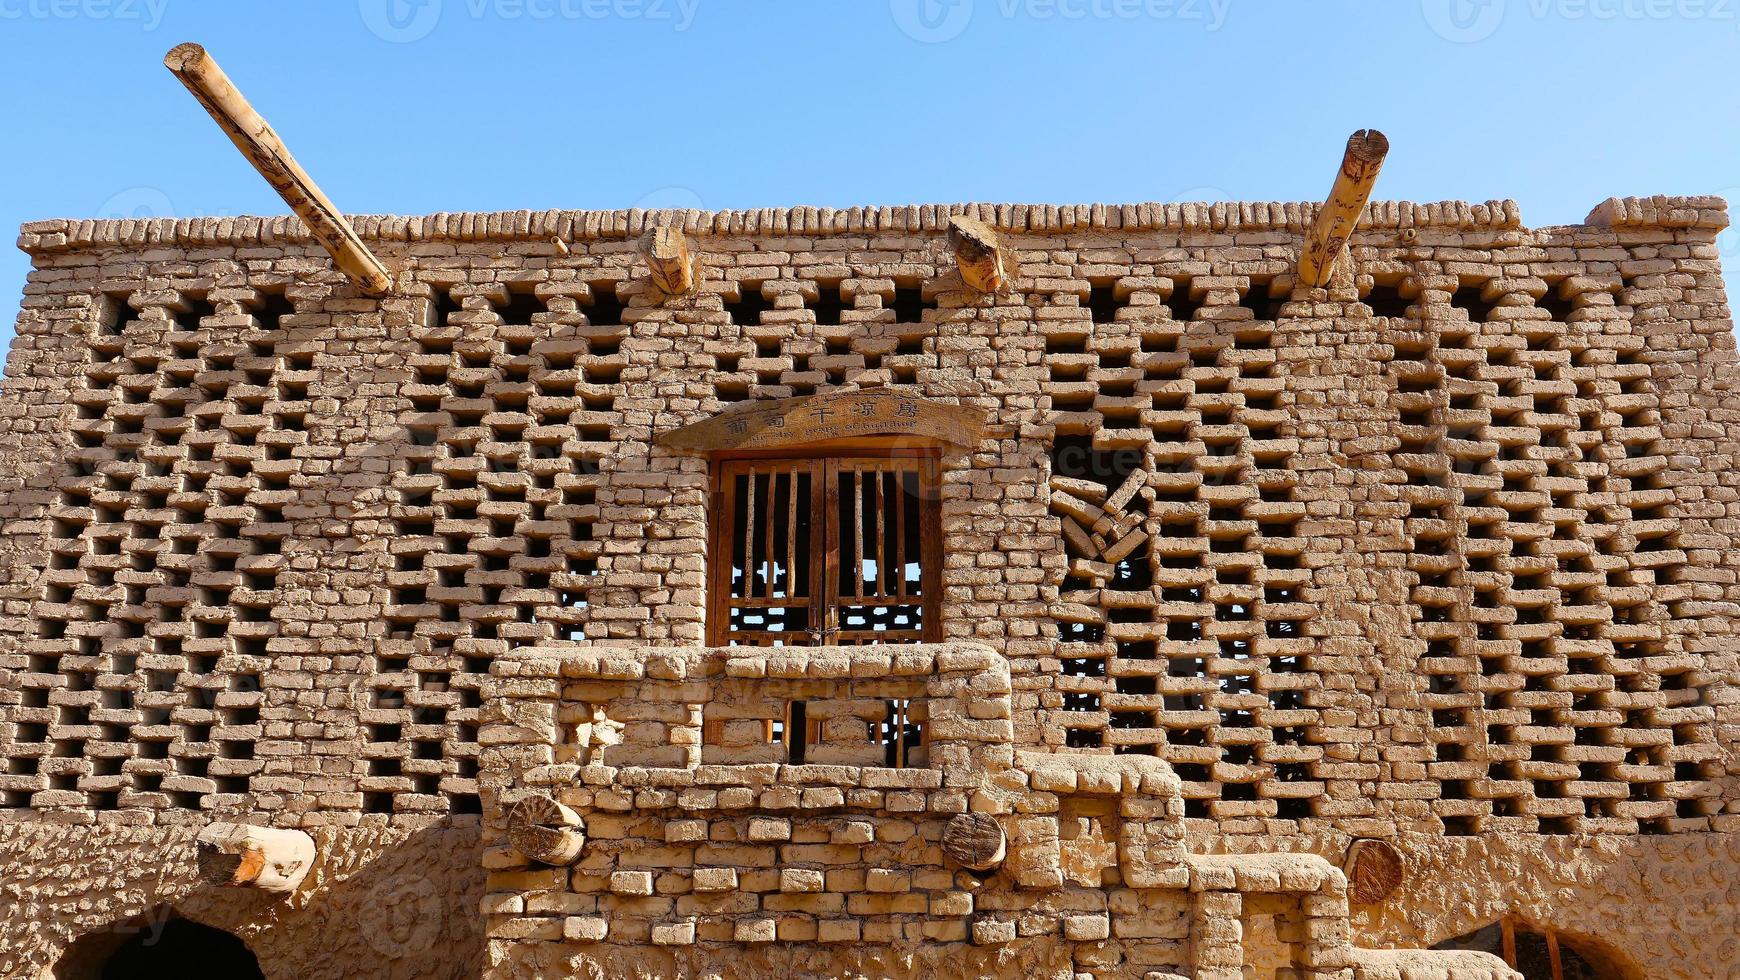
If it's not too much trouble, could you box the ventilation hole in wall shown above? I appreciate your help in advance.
[585,282,625,327]
[1063,692,1102,713]
[451,793,482,815]
[1537,280,1575,322]
[1165,278,1200,322]
[251,289,295,330]
[1238,277,1282,321]
[100,293,138,337]
[891,283,933,323]
[174,294,215,332]
[1450,283,1495,323]
[1363,282,1411,318]
[364,792,393,814]
[1065,728,1102,749]
[809,282,845,326]
[1088,281,1124,324]
[495,287,545,326]
[725,283,772,326]
[432,288,462,328]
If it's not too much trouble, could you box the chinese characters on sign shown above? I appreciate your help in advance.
[657,389,985,452]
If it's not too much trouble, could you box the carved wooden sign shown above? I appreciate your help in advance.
[657,388,987,452]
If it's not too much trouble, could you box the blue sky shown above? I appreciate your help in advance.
[3,0,1739,358]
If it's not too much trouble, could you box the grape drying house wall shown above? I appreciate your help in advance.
[0,195,1734,980]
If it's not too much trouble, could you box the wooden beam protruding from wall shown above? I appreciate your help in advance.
[947,216,1007,294]
[640,226,696,296]
[507,794,587,866]
[195,823,316,894]
[164,43,393,297]
[1297,129,1390,288]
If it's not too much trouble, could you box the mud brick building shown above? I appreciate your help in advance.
[0,192,1736,979]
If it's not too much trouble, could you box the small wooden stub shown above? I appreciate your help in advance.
[1297,129,1390,288]
[941,813,1007,872]
[194,823,316,895]
[507,794,586,866]
[1344,838,1404,904]
[657,388,987,453]
[640,226,695,296]
[948,217,1007,294]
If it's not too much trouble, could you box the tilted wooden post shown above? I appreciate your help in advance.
[1297,129,1389,288]
[164,43,393,297]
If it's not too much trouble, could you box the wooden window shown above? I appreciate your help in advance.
[708,446,941,647]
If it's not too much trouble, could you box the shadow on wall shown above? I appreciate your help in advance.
[55,910,262,980]
[1433,920,1638,980]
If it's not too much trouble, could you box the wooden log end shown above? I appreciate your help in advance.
[1347,129,1390,163]
[947,217,1006,294]
[1344,838,1404,904]
[164,42,208,74]
[508,794,587,866]
[942,812,1007,872]
[640,226,694,295]
[194,823,316,895]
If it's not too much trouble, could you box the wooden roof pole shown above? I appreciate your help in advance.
[1297,129,1389,288]
[164,43,393,297]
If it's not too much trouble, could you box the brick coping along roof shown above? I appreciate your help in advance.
[14,194,1728,255]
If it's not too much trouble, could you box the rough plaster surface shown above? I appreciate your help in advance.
[0,824,484,978]
[1198,832,1740,979]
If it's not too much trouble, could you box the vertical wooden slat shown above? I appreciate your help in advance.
[893,467,907,601]
[874,466,886,598]
[821,459,839,644]
[853,468,865,601]
[894,698,907,768]
[744,469,758,599]
[1546,928,1563,980]
[1500,916,1517,969]
[787,469,799,599]
[769,466,783,598]
[919,455,943,642]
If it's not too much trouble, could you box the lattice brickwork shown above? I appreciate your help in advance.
[0,197,1734,842]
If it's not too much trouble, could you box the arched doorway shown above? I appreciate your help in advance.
[1433,918,1627,980]
[56,910,263,980]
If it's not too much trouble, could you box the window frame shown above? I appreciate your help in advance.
[705,438,944,647]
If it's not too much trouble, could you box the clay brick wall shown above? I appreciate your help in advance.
[0,195,1735,977]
